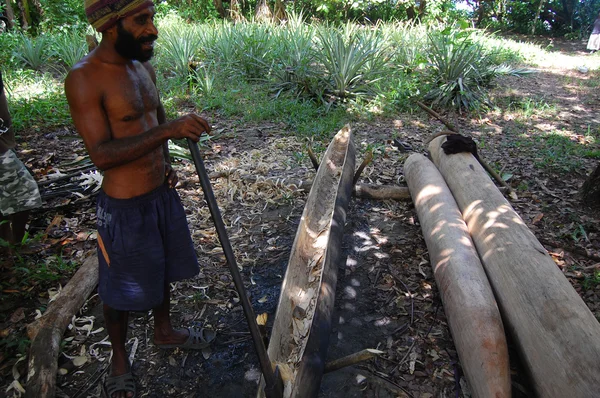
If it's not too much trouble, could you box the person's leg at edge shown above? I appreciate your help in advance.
[0,214,12,244]
[9,210,29,244]
[152,282,189,345]
[104,305,134,398]
[0,214,13,265]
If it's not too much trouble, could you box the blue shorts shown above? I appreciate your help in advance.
[96,183,199,311]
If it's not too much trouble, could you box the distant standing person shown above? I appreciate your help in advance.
[587,12,600,53]
[0,70,42,257]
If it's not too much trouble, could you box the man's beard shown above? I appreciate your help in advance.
[114,22,157,62]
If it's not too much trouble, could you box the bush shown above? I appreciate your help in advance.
[13,34,51,71]
[52,31,87,71]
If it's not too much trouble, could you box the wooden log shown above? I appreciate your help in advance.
[26,254,99,398]
[404,154,510,398]
[258,126,356,398]
[429,136,600,397]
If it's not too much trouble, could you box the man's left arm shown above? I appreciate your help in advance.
[144,62,178,188]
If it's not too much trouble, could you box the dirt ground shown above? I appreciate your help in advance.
[1,38,599,398]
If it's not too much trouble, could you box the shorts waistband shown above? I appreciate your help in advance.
[98,183,170,209]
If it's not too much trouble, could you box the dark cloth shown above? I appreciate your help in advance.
[96,183,199,311]
[0,70,16,152]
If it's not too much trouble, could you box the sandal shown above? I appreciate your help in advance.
[156,326,216,350]
[103,372,136,398]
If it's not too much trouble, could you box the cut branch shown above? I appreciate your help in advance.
[415,101,458,133]
[324,349,383,374]
[352,150,373,186]
[307,145,320,172]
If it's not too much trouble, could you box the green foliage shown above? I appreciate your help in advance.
[315,24,389,102]
[511,130,596,173]
[154,0,220,22]
[39,0,88,31]
[267,13,320,99]
[583,270,600,291]
[52,31,87,70]
[157,21,202,79]
[238,23,277,80]
[424,28,530,111]
[12,34,51,71]
[0,32,21,69]
[6,71,71,132]
[424,28,491,111]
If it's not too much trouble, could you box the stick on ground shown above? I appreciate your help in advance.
[324,349,384,374]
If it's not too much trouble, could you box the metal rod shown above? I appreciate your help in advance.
[186,139,282,398]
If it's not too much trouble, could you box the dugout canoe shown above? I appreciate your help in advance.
[404,154,510,398]
[258,126,356,398]
[429,136,600,397]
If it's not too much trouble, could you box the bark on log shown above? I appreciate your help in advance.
[429,136,600,397]
[26,254,99,398]
[404,154,510,398]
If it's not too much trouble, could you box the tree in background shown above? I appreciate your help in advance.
[255,0,272,22]
[1,0,16,29]
[14,0,43,30]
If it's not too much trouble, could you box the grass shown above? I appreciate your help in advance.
[508,130,599,173]
[583,270,600,292]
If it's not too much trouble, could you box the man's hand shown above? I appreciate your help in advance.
[165,163,178,188]
[167,114,211,142]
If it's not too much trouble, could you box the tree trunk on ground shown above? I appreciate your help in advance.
[405,153,510,398]
[429,136,600,397]
[255,0,272,22]
[26,255,99,398]
[213,0,227,19]
[581,163,600,206]
[273,0,286,23]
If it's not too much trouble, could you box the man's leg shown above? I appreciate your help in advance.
[9,210,29,244]
[104,305,134,398]
[0,214,12,265]
[0,214,11,244]
[152,283,189,345]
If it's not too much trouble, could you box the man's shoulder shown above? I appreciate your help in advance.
[65,54,108,94]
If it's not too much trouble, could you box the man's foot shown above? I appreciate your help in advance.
[154,326,216,350]
[103,372,136,398]
[105,351,134,398]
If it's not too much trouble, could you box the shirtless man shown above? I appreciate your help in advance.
[65,1,212,397]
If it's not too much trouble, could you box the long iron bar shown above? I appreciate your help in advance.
[186,139,283,398]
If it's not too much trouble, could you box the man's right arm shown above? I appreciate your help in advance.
[65,68,208,171]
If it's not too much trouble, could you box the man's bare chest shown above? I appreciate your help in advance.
[102,68,159,123]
